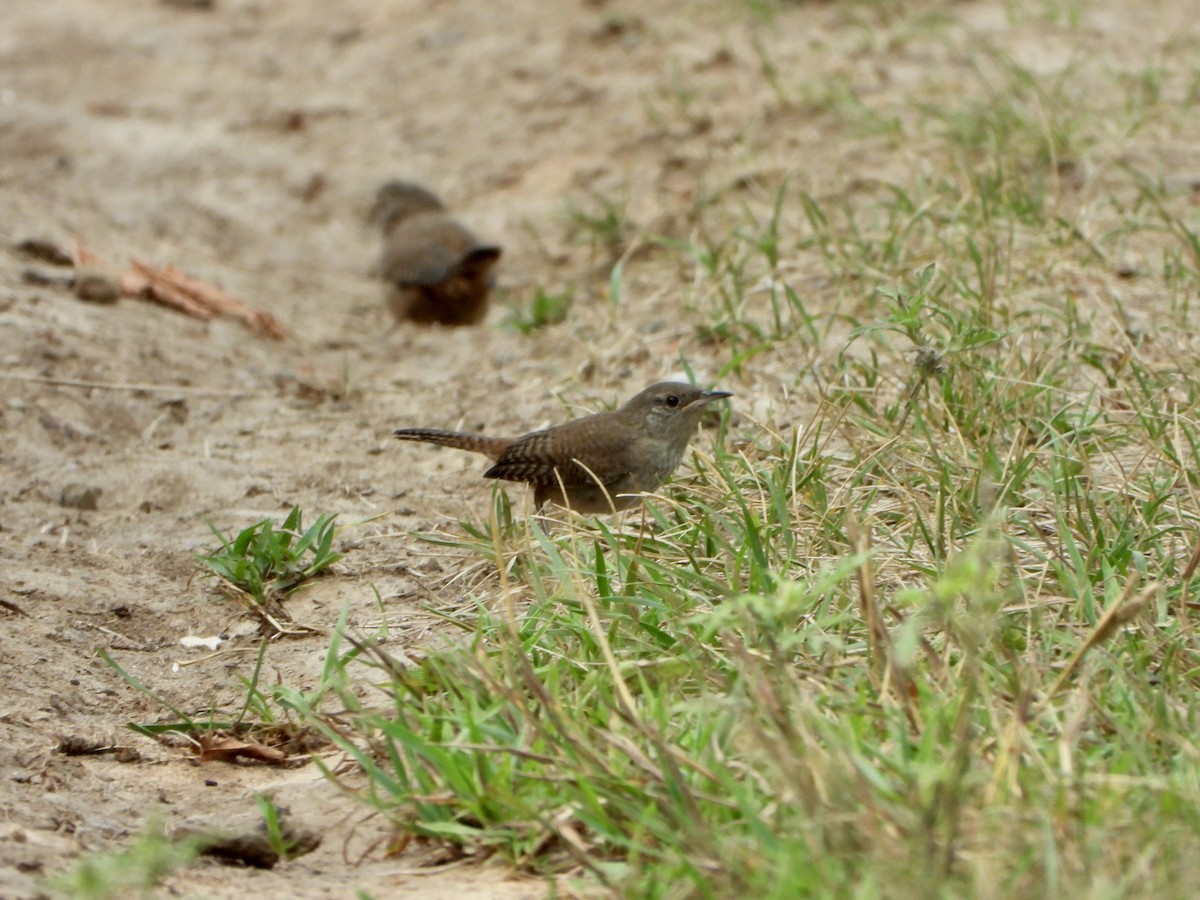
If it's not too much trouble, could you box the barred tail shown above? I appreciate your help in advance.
[392,428,510,461]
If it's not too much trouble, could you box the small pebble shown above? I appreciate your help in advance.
[60,483,102,511]
[73,270,121,304]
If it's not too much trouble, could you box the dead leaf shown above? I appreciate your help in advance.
[196,735,288,765]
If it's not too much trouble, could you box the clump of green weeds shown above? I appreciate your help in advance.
[46,820,200,900]
[502,286,573,334]
[565,189,635,266]
[197,506,341,608]
[285,498,1200,898]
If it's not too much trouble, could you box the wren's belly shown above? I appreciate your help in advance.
[537,481,642,514]
[538,441,689,513]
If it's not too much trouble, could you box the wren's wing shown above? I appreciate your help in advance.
[483,414,632,489]
[380,214,480,287]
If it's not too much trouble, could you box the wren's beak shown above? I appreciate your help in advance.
[693,390,733,407]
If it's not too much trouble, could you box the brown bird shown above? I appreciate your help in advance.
[372,180,502,326]
[394,382,732,514]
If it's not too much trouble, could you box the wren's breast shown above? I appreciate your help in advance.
[625,433,690,493]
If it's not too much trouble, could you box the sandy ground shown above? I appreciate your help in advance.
[1,0,1197,896]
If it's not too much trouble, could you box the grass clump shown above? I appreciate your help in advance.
[293,504,1200,896]
[196,506,341,629]
[503,286,573,334]
[46,821,200,900]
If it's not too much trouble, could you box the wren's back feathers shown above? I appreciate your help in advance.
[393,382,732,514]
[370,180,445,232]
[372,180,501,326]
[379,213,499,288]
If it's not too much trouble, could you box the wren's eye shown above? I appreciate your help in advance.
[665,395,680,408]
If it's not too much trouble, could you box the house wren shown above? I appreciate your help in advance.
[393,382,732,514]
[372,180,502,326]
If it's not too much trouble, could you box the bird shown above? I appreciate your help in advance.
[393,382,732,514]
[371,180,502,326]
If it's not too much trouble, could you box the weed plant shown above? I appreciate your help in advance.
[197,506,342,621]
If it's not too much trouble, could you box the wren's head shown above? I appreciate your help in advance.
[622,382,732,440]
[371,180,446,232]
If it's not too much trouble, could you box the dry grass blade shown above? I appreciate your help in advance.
[225,582,322,637]
[1039,577,1158,709]
[1179,537,1200,628]
[851,518,920,730]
